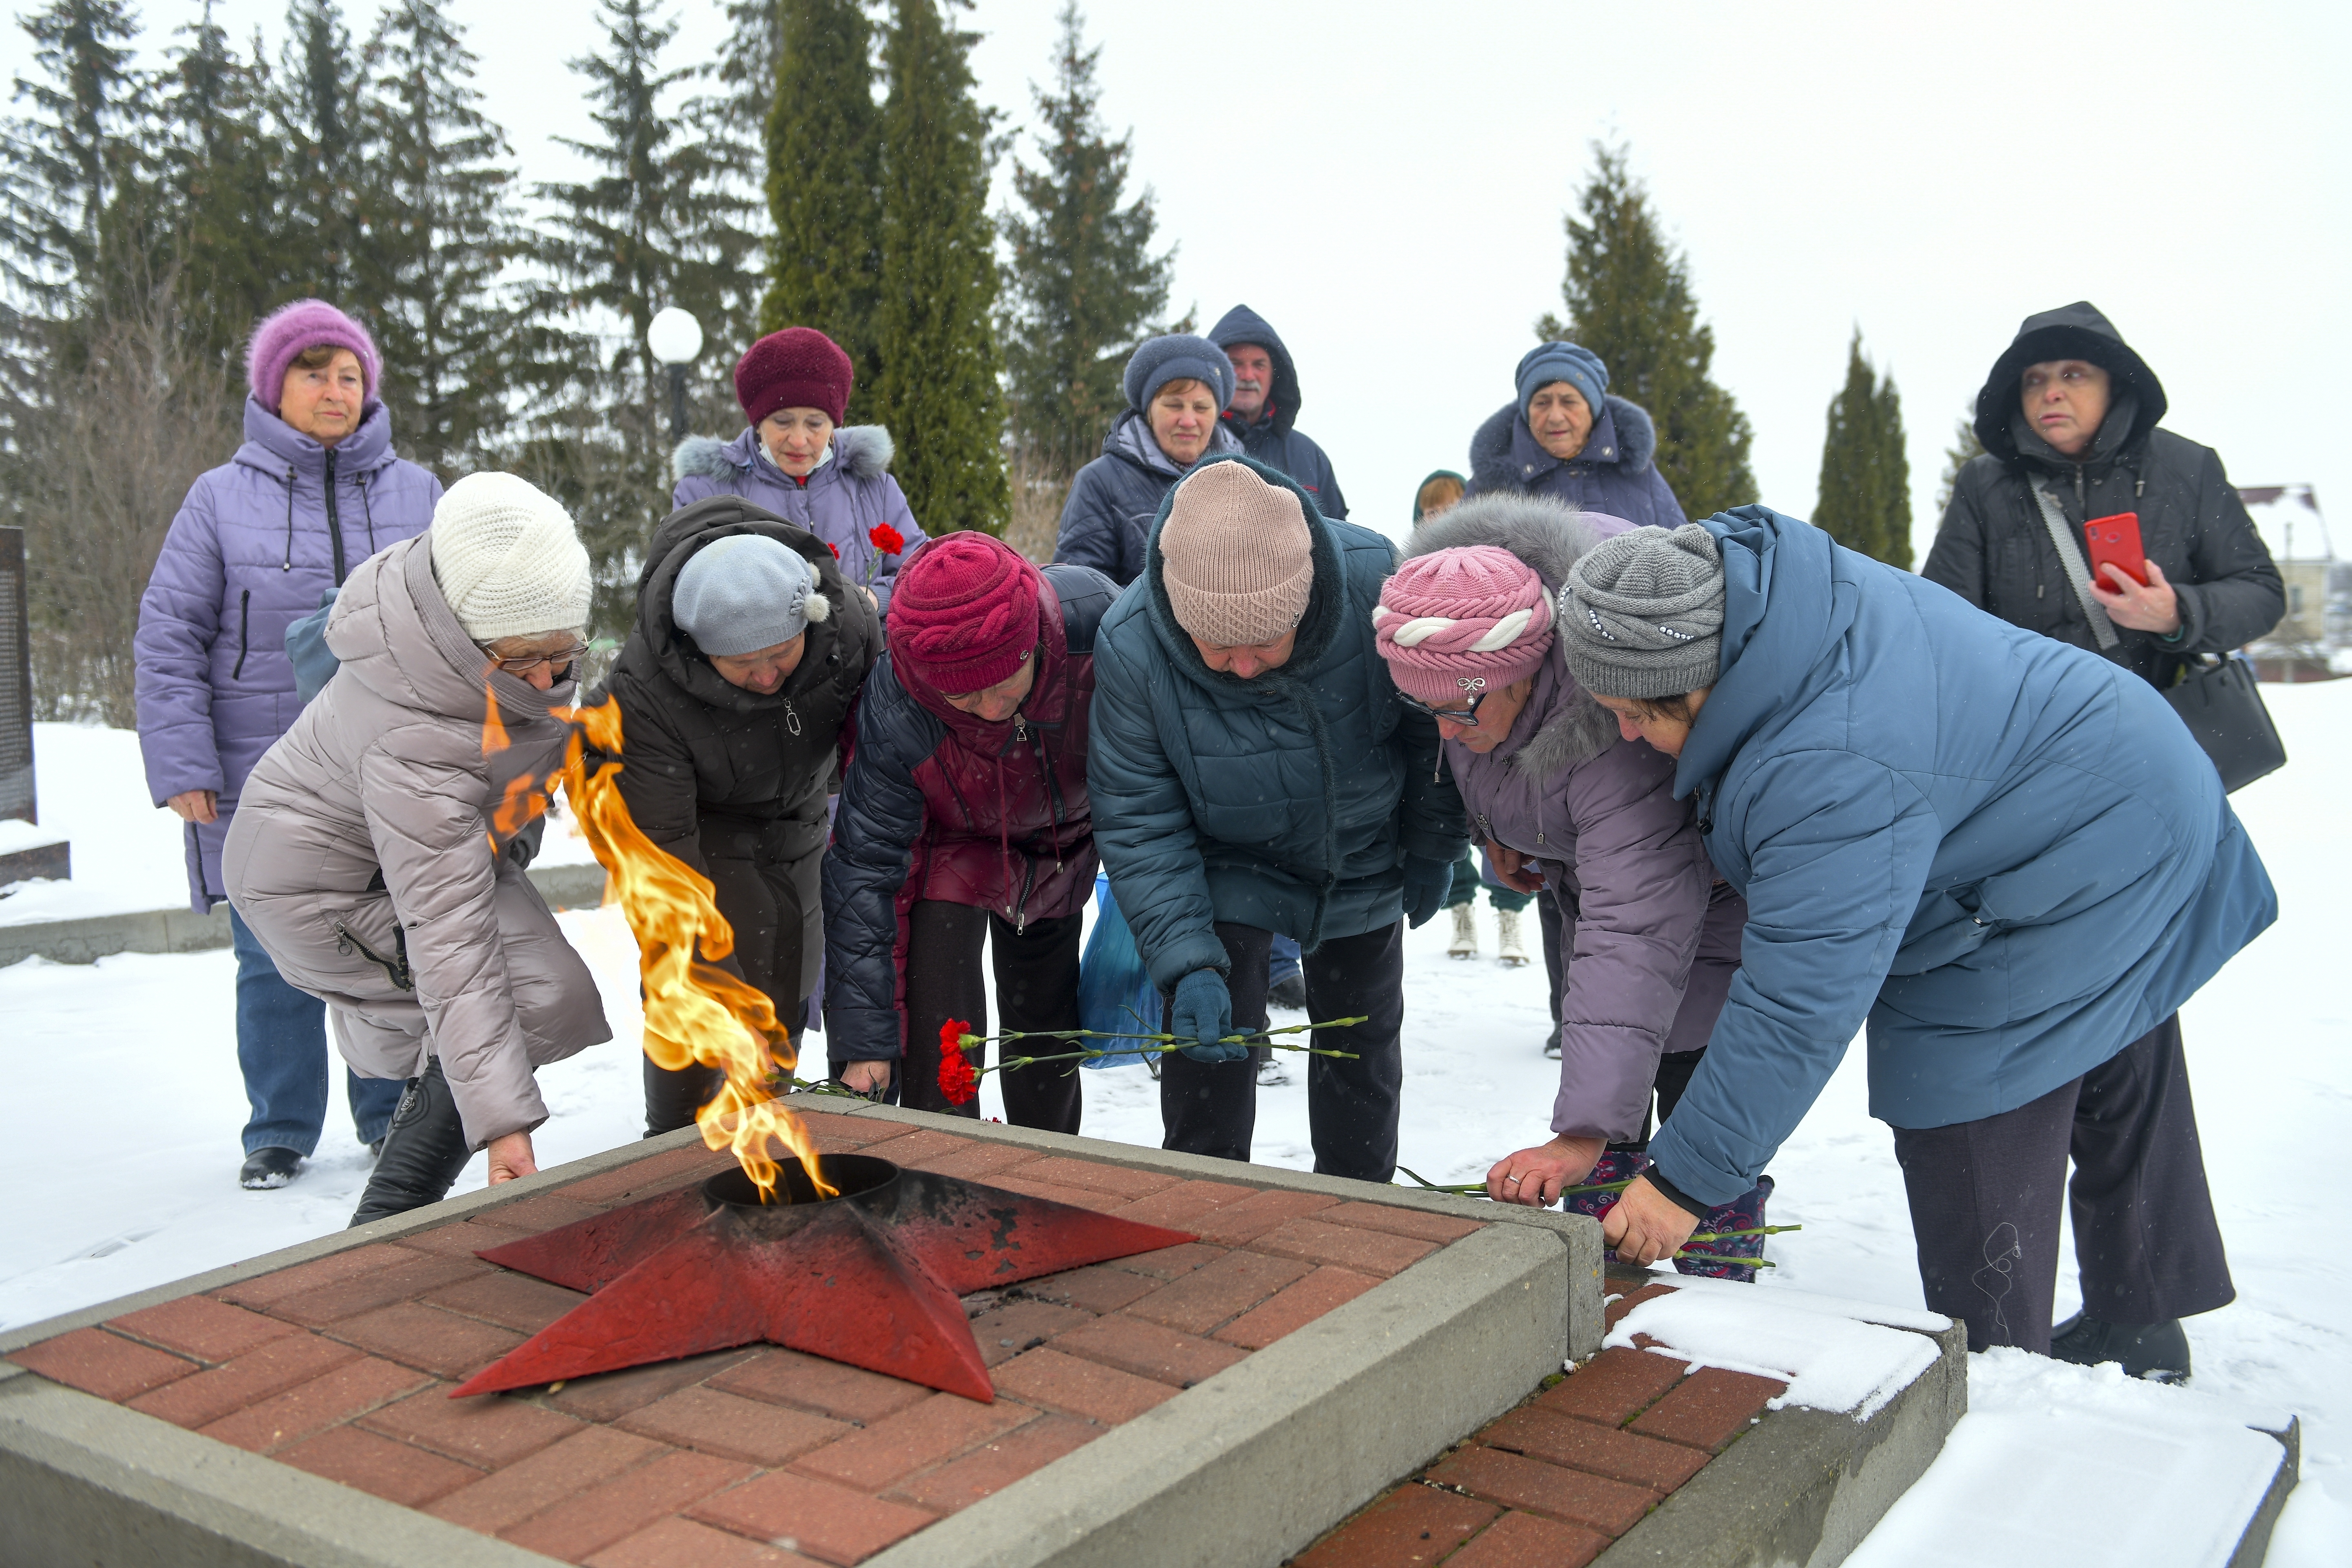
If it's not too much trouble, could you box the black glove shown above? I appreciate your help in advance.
[1401,853,1454,929]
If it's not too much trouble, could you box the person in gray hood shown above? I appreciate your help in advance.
[1374,495,1765,1274]
[224,474,614,1225]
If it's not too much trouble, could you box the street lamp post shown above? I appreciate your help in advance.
[646,307,704,444]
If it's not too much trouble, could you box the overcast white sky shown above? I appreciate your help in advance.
[10,0,2349,557]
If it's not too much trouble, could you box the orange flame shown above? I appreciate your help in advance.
[548,698,831,1202]
[482,678,511,756]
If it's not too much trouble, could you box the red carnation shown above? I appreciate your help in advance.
[826,541,840,559]
[869,523,906,557]
[936,1020,979,1106]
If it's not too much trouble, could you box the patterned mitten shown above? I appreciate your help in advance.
[1673,1174,1776,1281]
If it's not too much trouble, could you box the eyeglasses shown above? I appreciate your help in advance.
[482,641,589,676]
[1394,685,1492,726]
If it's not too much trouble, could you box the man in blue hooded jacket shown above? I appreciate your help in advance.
[1522,510,2274,1382]
[1088,456,1463,1181]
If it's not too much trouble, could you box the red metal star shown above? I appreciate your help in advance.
[449,1155,1193,1403]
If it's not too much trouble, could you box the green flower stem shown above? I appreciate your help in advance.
[1394,1167,1636,1199]
[980,1040,1359,1080]
[1669,1253,1776,1269]
[961,1018,1370,1053]
[1684,1226,1803,1242]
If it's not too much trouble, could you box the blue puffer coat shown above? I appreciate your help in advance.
[1643,508,2277,1206]
[671,426,925,610]
[1053,411,1242,587]
[1087,455,1469,988]
[1207,304,1348,521]
[1464,394,1687,530]
[135,398,441,911]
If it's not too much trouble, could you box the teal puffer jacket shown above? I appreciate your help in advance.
[1087,455,1468,989]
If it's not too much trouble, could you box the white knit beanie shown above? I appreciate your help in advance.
[427,473,595,641]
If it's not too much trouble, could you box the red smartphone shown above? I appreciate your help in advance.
[2083,512,2147,588]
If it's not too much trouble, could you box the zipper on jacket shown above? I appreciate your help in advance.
[781,697,802,737]
[232,589,252,679]
[325,448,349,585]
[334,918,415,992]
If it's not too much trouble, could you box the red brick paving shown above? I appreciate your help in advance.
[9,1126,1515,1564]
[1293,1274,1790,1566]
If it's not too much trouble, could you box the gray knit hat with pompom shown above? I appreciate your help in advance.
[1556,523,1727,698]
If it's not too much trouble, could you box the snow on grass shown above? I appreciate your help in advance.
[2,683,2347,1559]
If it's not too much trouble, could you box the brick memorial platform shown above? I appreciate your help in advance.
[0,1106,1590,1568]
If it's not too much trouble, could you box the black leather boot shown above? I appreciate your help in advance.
[349,1058,472,1227]
[2050,1313,2193,1384]
[644,1057,723,1139]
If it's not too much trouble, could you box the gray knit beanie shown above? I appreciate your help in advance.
[1556,524,1726,698]
[1123,333,1234,413]
[673,534,829,656]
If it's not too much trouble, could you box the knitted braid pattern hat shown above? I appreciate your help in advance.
[1159,461,1314,647]
[1555,523,1727,698]
[246,299,381,413]
[428,473,595,642]
[887,532,1043,694]
[1373,545,1554,707]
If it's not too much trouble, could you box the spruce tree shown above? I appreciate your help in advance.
[871,0,1007,536]
[272,0,371,304]
[0,0,141,300]
[1539,143,1756,517]
[533,0,756,630]
[761,0,881,413]
[1936,413,1986,515]
[998,1,1172,484]
[360,0,520,473]
[161,2,281,362]
[1814,330,1913,568]
[686,0,781,353]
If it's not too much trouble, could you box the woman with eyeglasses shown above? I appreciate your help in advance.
[134,300,443,1192]
[223,474,614,1224]
[594,498,879,1137]
[1375,495,1766,1274]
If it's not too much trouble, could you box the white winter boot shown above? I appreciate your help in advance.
[1496,907,1529,967]
[1448,903,1478,958]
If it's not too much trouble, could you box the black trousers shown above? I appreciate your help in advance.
[834,899,1084,1135]
[1891,1015,2233,1354]
[645,846,819,1138]
[1158,921,1405,1183]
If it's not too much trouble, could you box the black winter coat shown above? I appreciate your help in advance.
[595,498,881,1006]
[1208,304,1348,520]
[1054,412,1242,587]
[1924,302,2282,689]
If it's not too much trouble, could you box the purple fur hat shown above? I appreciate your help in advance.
[245,299,381,413]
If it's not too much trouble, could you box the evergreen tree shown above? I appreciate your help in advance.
[1538,143,1756,516]
[272,0,371,304]
[1814,330,1912,568]
[871,0,1008,536]
[1936,413,1985,515]
[0,0,141,303]
[360,0,520,473]
[160,2,282,362]
[685,0,780,352]
[533,0,757,630]
[998,1,1171,484]
[761,0,880,411]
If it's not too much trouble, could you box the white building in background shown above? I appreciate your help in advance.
[2237,484,2343,681]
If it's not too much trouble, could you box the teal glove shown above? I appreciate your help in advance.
[1402,853,1454,929]
[1170,968,1243,1063]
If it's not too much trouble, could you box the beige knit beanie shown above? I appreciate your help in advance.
[1159,462,1314,646]
[427,472,594,641]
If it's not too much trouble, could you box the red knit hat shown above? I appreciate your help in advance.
[734,327,854,426]
[888,534,1044,695]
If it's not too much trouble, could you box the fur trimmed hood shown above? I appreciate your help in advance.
[672,423,897,486]
[1468,393,1658,494]
[1402,491,1624,777]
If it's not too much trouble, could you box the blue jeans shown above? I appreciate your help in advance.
[1268,932,1303,989]
[231,908,404,1155]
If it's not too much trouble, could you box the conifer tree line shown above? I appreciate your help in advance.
[1814,330,1912,570]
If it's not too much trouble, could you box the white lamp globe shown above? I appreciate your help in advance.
[647,307,704,366]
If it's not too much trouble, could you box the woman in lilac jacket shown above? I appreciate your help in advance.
[670,327,925,611]
[133,300,441,1191]
[1374,493,1767,1274]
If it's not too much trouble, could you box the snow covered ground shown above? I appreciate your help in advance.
[3,686,2348,1560]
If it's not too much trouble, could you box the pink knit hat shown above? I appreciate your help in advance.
[1374,546,1555,706]
[246,299,381,413]
[887,533,1044,695]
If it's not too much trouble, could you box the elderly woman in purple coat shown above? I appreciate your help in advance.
[1374,493,1770,1276]
[671,327,926,612]
[135,300,442,1191]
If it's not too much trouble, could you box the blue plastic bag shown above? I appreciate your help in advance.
[1077,872,1159,1068]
